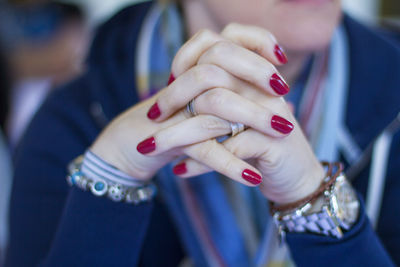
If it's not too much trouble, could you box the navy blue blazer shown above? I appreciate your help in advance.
[5,2,400,266]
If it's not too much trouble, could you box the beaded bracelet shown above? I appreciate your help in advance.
[67,156,157,205]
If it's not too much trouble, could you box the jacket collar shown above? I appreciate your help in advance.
[344,15,400,150]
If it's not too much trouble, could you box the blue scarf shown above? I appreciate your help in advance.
[135,2,349,266]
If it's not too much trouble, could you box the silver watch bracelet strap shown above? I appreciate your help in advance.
[67,153,156,205]
[278,206,347,239]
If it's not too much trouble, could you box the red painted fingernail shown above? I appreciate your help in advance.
[167,73,175,85]
[137,137,156,154]
[147,102,161,120]
[270,73,290,95]
[271,115,294,134]
[173,162,187,175]
[274,44,288,64]
[242,169,262,185]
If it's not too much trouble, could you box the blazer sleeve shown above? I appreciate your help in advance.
[285,197,395,267]
[5,77,154,267]
[285,133,400,267]
[41,188,153,266]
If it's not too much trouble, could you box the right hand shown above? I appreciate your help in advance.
[90,24,293,184]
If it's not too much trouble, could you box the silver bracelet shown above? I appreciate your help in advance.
[66,156,156,204]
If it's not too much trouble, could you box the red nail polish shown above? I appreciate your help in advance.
[167,73,175,85]
[274,44,288,64]
[270,73,290,95]
[271,115,294,134]
[147,102,161,120]
[242,169,262,185]
[173,162,187,175]
[137,137,156,154]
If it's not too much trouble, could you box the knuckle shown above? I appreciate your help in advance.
[227,142,242,157]
[252,40,269,56]
[172,29,219,75]
[195,29,218,41]
[159,87,182,112]
[196,141,217,161]
[202,88,228,107]
[263,148,285,171]
[191,64,220,84]
[170,59,179,75]
[212,40,233,54]
[191,65,207,84]
[201,40,232,62]
[199,116,227,132]
[162,93,178,111]
[220,158,237,174]
[171,51,183,75]
[192,64,228,88]
[222,22,241,34]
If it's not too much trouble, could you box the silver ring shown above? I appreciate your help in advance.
[186,98,198,117]
[230,122,245,137]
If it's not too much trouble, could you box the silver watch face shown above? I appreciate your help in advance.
[330,175,360,228]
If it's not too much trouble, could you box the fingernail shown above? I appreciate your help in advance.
[270,73,290,95]
[167,73,175,85]
[137,137,156,154]
[242,169,262,185]
[274,44,288,64]
[271,115,294,134]
[147,102,161,120]
[173,162,187,175]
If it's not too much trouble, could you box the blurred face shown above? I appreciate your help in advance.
[184,0,342,53]
[10,19,89,83]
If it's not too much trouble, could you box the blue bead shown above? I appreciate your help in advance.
[94,182,105,191]
[70,174,77,184]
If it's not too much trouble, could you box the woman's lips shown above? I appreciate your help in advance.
[282,0,332,4]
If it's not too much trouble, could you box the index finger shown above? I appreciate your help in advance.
[221,23,288,65]
[171,24,287,78]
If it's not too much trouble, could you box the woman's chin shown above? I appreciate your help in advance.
[280,0,335,5]
[273,8,342,52]
[279,23,338,52]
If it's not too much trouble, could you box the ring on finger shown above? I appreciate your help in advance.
[230,122,245,137]
[186,98,198,117]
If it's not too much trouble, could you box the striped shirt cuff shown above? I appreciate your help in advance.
[81,150,145,187]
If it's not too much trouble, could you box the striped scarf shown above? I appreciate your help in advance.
[135,2,349,266]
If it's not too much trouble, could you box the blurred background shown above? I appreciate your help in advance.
[0,0,399,265]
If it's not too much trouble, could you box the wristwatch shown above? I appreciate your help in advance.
[273,166,360,240]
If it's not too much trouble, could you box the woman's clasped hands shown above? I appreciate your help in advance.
[91,23,325,205]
